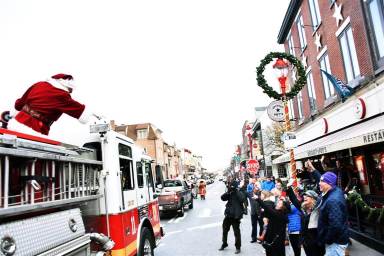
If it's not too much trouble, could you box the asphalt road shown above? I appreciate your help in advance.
[154,181,381,256]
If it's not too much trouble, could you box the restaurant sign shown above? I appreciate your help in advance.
[363,129,384,144]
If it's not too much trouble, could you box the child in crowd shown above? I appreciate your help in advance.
[256,190,275,242]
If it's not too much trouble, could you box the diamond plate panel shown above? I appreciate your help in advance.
[0,208,85,256]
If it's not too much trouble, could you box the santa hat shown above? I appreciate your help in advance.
[51,73,75,89]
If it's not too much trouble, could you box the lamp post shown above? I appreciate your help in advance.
[273,58,297,188]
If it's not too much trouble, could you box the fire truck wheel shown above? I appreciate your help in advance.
[138,227,154,256]
[188,198,193,209]
[178,201,185,217]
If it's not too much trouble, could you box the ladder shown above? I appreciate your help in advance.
[0,133,103,218]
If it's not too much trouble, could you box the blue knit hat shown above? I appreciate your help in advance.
[320,171,337,187]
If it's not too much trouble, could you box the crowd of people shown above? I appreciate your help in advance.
[219,157,351,256]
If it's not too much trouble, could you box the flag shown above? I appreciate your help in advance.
[320,69,353,102]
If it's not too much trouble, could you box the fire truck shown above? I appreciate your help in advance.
[0,122,163,256]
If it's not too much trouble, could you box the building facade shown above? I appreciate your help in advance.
[273,0,384,251]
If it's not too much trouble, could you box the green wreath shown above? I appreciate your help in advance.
[256,52,306,100]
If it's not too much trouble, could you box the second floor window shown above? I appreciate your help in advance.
[137,129,148,139]
[308,0,321,30]
[297,91,304,120]
[288,99,295,121]
[288,32,295,56]
[306,71,317,113]
[367,0,384,66]
[296,15,307,51]
[339,25,360,82]
[319,53,335,99]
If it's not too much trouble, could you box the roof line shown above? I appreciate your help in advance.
[277,0,303,44]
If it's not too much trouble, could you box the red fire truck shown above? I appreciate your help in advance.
[0,122,163,256]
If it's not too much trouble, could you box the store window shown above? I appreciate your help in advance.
[366,0,384,67]
[308,0,321,30]
[338,25,360,82]
[296,15,307,51]
[319,53,335,99]
[278,165,287,178]
[371,153,384,194]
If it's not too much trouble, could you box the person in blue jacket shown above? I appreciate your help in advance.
[261,176,275,191]
[287,203,302,256]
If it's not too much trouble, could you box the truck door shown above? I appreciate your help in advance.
[136,162,149,205]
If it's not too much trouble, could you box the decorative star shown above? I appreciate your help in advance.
[314,32,322,52]
[333,3,343,26]
[302,55,308,69]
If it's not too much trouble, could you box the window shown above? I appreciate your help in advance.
[319,53,335,99]
[297,91,304,120]
[308,0,321,30]
[278,165,287,178]
[119,144,132,158]
[306,71,317,113]
[136,162,144,188]
[137,129,148,139]
[145,162,155,192]
[120,158,134,190]
[288,32,295,56]
[366,0,384,66]
[339,25,360,82]
[296,15,307,51]
[288,99,295,120]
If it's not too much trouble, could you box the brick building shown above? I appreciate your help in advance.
[272,0,384,251]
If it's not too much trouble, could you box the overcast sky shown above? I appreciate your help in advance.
[0,0,290,171]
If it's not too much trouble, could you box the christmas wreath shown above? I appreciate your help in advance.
[256,52,306,100]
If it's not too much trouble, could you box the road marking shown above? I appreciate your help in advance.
[198,208,211,218]
[167,217,176,224]
[186,222,221,231]
[164,230,182,236]
[174,212,188,223]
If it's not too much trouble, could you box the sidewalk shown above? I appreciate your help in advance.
[347,239,382,256]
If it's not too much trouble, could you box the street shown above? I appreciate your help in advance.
[155,181,382,256]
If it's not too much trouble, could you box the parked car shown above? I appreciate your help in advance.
[157,179,193,216]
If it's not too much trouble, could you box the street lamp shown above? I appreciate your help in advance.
[272,58,297,188]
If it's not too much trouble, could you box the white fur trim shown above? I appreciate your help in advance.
[46,78,70,92]
[78,106,92,124]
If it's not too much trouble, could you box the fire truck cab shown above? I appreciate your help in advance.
[0,122,162,256]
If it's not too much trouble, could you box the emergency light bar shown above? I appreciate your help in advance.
[90,123,110,134]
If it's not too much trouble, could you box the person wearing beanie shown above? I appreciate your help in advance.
[7,74,100,136]
[306,159,349,256]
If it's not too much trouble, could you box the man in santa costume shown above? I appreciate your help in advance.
[6,73,98,136]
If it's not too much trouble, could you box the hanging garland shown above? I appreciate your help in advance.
[256,52,306,100]
[347,190,384,224]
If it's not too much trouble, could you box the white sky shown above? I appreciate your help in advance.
[0,0,290,171]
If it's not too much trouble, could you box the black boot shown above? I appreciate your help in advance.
[218,244,228,251]
[235,248,241,254]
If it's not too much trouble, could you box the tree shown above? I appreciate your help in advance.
[264,122,286,154]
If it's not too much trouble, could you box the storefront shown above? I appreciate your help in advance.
[273,114,384,253]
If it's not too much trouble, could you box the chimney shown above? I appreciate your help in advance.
[110,120,116,130]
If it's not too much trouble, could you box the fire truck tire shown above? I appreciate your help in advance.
[188,198,193,209]
[138,227,154,256]
[178,201,185,217]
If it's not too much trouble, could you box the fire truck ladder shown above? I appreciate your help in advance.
[0,134,103,218]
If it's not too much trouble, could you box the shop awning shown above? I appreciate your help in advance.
[272,114,384,164]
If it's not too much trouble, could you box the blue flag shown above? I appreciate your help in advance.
[320,69,353,102]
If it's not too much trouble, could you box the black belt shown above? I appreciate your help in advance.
[22,105,53,126]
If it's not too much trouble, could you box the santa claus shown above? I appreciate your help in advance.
[6,73,98,136]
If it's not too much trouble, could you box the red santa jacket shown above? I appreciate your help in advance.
[14,81,85,135]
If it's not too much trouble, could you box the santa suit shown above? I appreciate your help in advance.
[11,79,90,135]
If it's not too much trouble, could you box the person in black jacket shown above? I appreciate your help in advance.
[219,180,246,254]
[255,195,290,256]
